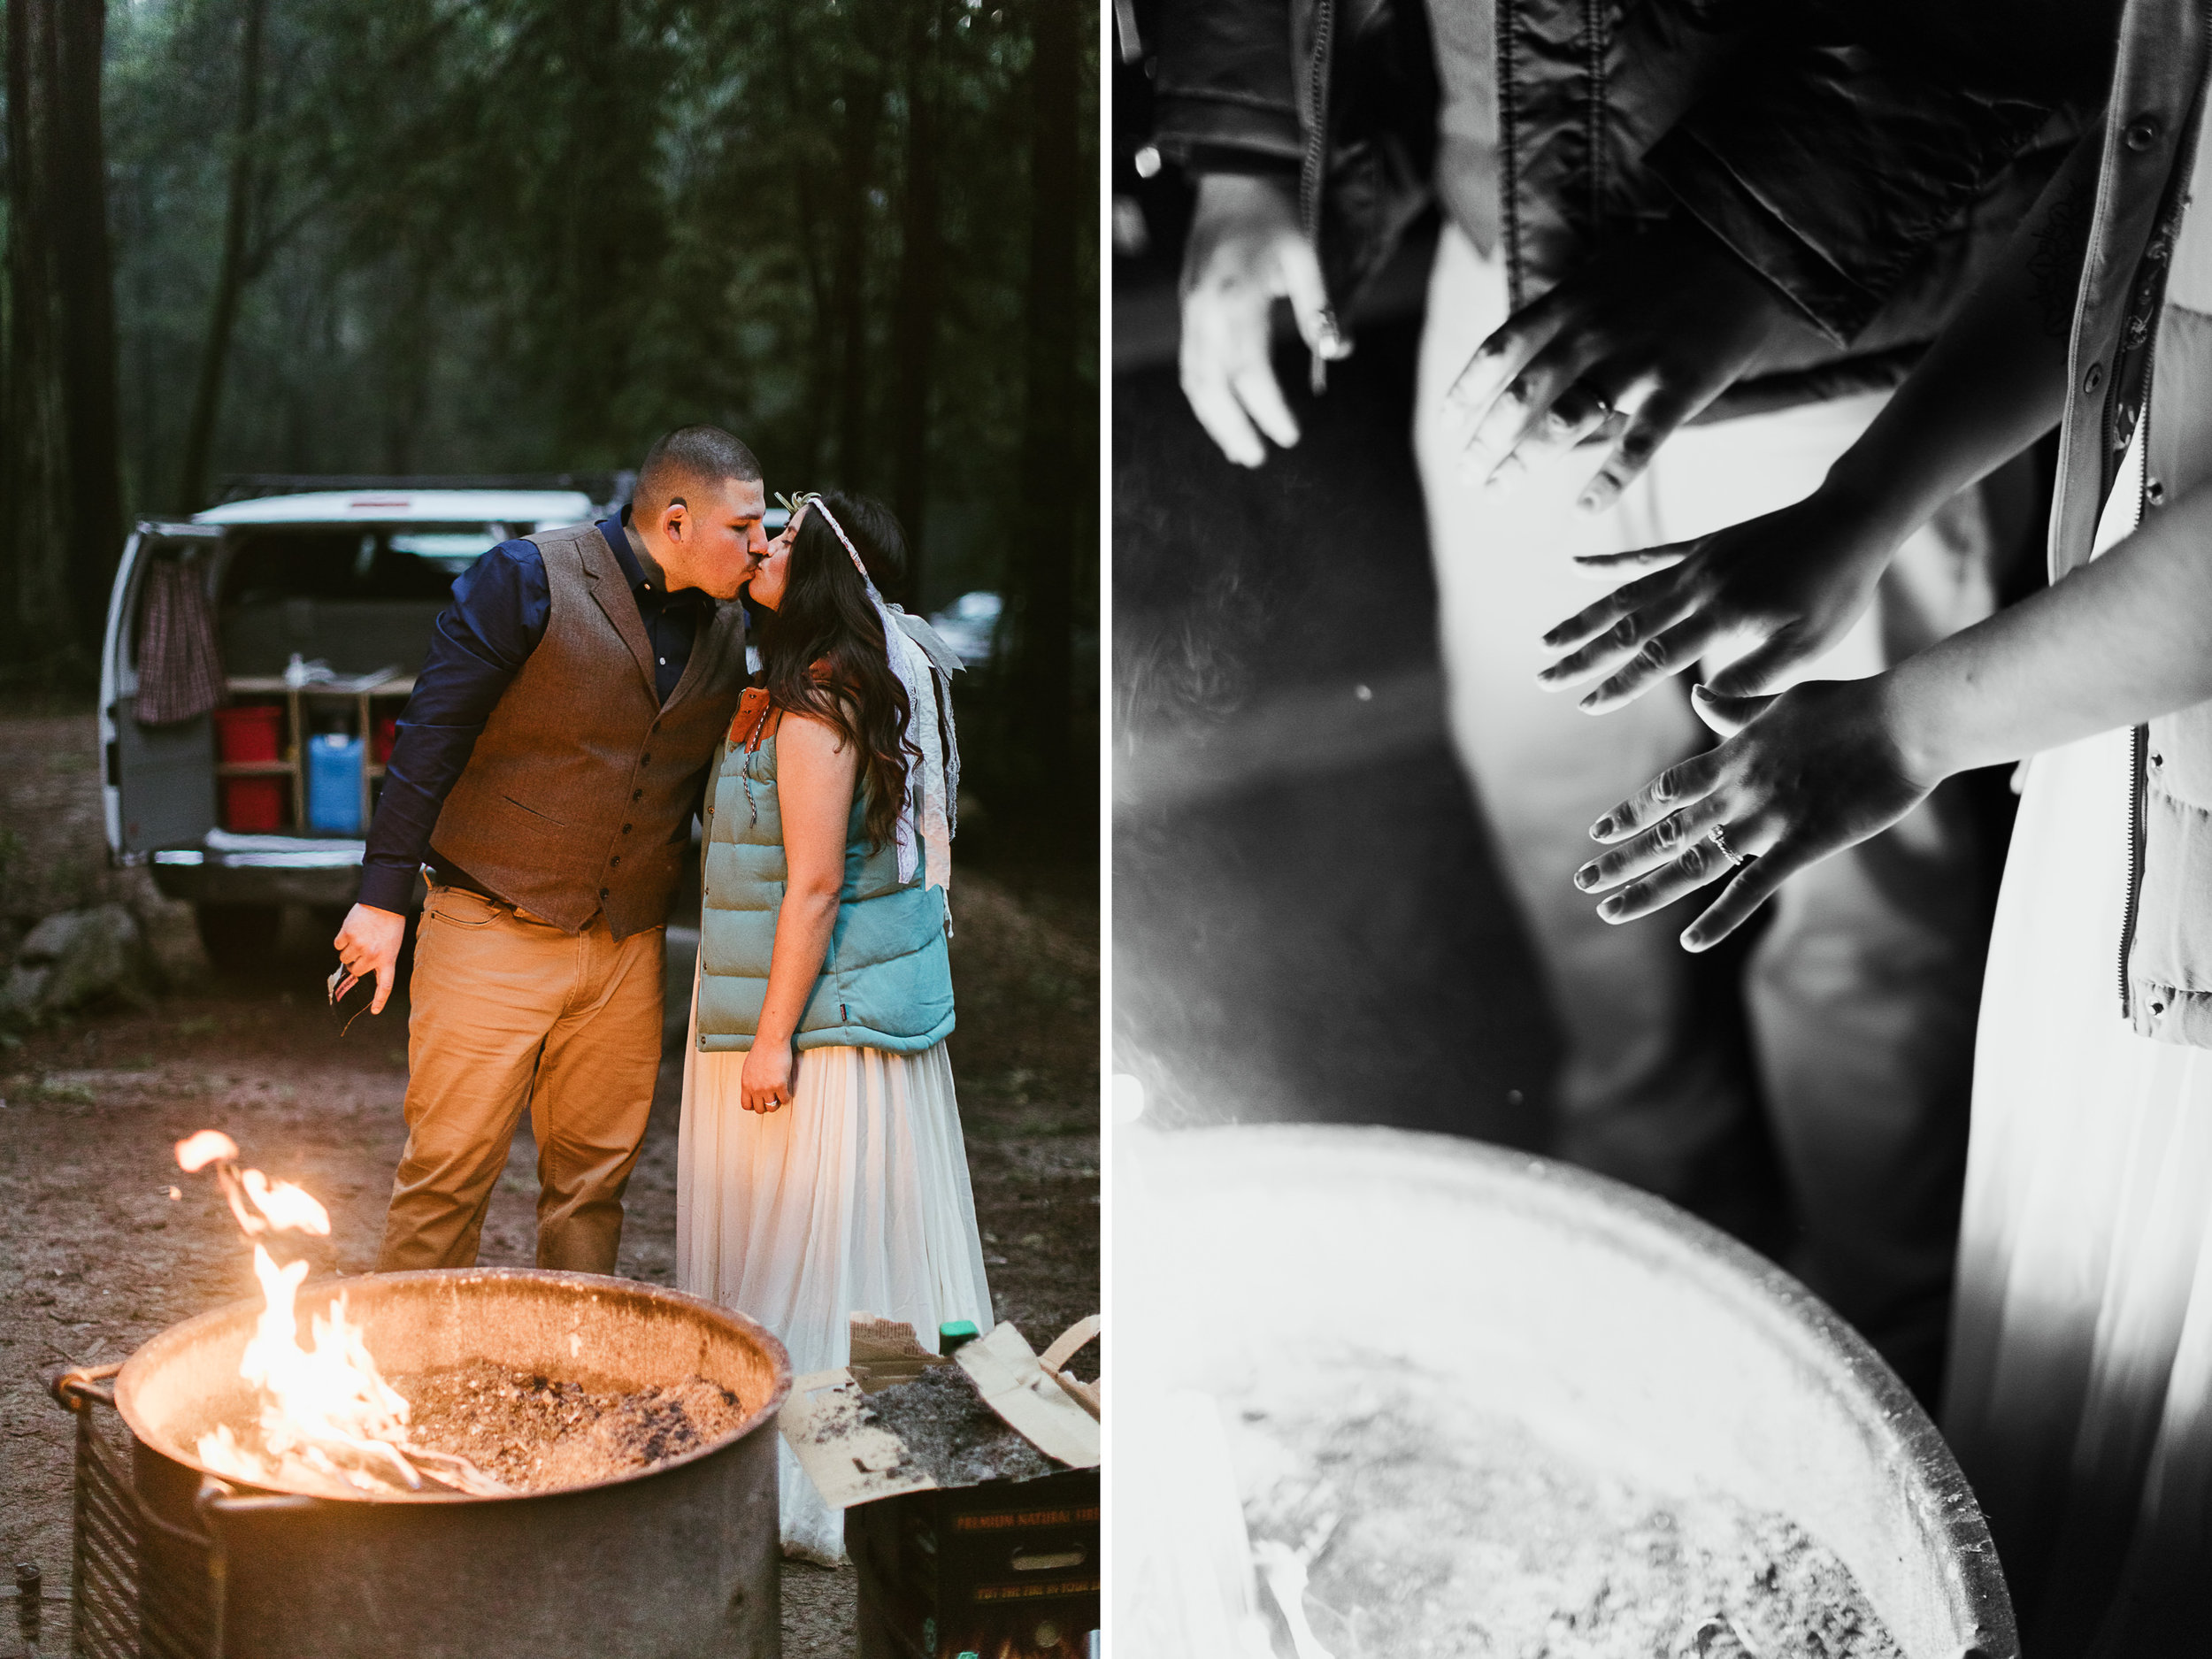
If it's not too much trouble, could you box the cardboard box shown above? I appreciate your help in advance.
[780,1316,1102,1659]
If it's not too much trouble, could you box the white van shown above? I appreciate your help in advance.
[99,480,614,968]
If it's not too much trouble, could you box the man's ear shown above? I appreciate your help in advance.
[663,495,688,541]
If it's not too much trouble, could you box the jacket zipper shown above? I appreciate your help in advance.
[1297,0,1337,395]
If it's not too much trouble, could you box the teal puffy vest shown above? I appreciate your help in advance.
[695,703,955,1053]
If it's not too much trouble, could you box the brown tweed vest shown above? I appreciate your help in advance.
[427,521,747,938]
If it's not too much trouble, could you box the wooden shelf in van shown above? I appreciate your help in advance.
[222,676,413,831]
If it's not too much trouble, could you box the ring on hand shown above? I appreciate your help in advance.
[1709,823,1747,868]
[1570,383,1615,423]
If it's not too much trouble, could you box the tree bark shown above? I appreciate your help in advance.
[1008,0,1081,808]
[4,0,123,678]
[56,0,123,643]
[887,0,944,608]
[176,0,269,513]
[830,0,886,489]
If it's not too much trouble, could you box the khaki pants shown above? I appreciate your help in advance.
[377,885,666,1274]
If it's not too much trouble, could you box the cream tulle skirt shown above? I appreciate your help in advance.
[1943,722,2212,1653]
[676,1013,994,1564]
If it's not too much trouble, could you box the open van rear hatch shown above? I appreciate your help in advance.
[99,488,599,955]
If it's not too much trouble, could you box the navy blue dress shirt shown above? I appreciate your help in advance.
[357,515,715,914]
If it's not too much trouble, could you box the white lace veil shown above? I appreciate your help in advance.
[783,495,963,893]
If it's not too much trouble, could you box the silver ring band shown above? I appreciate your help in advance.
[1710,823,1746,867]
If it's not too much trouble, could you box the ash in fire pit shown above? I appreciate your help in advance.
[862,1362,1060,1486]
[392,1362,746,1493]
[1233,1366,1904,1659]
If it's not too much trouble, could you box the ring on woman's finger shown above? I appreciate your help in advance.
[1709,823,1749,868]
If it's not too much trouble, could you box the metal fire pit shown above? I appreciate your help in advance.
[50,1267,791,1659]
[1118,1125,2016,1659]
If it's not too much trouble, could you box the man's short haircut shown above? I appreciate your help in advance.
[634,425,763,518]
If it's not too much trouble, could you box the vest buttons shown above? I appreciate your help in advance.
[599,887,610,900]
[641,753,652,766]
[610,856,620,867]
[2149,479,2167,505]
[2126,116,2162,151]
[2084,361,2106,394]
[622,822,633,833]
[633,788,643,802]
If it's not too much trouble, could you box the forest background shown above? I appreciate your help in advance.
[1,0,1097,849]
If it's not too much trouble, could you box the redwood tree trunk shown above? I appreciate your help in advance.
[4,0,121,678]
[56,0,124,643]
[1008,0,1081,810]
[176,0,268,512]
[830,0,886,489]
[887,0,944,607]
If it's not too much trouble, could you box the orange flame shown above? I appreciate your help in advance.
[241,1169,331,1235]
[177,1128,435,1496]
[196,1245,422,1494]
[174,1130,239,1172]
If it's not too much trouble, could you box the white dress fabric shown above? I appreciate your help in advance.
[676,995,994,1564]
[1941,442,2212,1652]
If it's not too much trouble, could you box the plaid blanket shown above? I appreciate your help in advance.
[134,557,227,726]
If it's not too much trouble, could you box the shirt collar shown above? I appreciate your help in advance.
[602,508,708,607]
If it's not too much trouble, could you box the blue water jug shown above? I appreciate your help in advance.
[308,733,365,833]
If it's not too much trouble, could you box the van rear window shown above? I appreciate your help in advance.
[219,526,508,604]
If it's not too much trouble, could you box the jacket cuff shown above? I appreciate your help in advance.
[355,861,421,916]
[1648,131,1883,345]
[1150,88,1302,173]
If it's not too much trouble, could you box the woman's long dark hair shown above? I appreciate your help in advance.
[756,490,917,851]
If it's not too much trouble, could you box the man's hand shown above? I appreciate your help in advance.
[1448,219,1796,509]
[740,1039,794,1115]
[1178,173,1348,467]
[332,903,407,1015]
[1572,677,1939,951]
[1536,487,1902,712]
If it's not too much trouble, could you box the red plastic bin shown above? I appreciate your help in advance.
[220,777,287,832]
[213,703,282,763]
[214,703,287,830]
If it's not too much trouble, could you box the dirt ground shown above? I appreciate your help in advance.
[0,704,1099,1658]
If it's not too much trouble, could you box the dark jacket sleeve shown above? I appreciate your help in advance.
[1648,37,2069,344]
[1151,0,1304,173]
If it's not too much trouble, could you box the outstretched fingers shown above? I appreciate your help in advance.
[1571,541,1697,580]
[1589,749,1730,845]
[1230,360,1302,450]
[1540,564,1685,657]
[1572,794,1732,895]
[1576,613,1732,713]
[1537,588,1693,689]
[1181,349,1268,467]
[1680,836,1815,951]
[1577,387,1697,513]
[1460,334,1609,480]
[1447,288,1567,426]
[1590,817,1765,923]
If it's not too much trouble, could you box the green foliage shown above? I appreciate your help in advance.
[97,0,1097,623]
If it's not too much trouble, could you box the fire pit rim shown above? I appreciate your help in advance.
[1140,1123,2017,1657]
[112,1265,793,1505]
